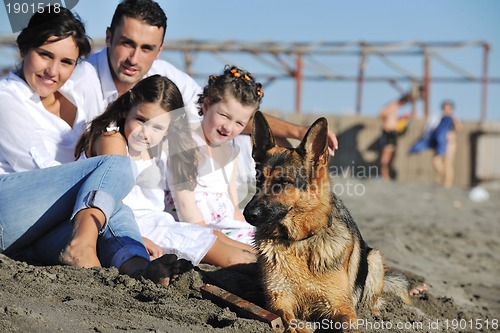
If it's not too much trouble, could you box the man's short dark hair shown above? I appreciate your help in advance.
[109,0,167,40]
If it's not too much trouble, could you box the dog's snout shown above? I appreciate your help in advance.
[243,203,263,226]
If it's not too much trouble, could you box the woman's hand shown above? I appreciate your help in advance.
[142,237,163,260]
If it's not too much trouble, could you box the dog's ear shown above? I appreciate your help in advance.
[252,111,276,162]
[297,117,329,167]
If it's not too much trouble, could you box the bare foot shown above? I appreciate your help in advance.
[60,207,104,268]
[409,282,428,296]
[143,254,181,286]
[59,240,101,268]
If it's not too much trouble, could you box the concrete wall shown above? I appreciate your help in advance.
[264,110,499,188]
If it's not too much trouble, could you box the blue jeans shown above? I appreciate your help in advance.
[0,155,149,268]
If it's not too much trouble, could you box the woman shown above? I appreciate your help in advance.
[0,6,178,285]
[0,5,102,171]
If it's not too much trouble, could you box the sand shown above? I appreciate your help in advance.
[1,179,499,333]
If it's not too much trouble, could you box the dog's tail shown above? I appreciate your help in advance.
[383,268,412,305]
[361,248,385,315]
[360,251,412,316]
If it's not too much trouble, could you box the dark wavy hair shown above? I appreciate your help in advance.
[16,5,91,60]
[75,75,199,190]
[197,65,264,116]
[109,0,167,41]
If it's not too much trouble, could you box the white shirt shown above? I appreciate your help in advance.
[0,62,103,173]
[86,48,203,114]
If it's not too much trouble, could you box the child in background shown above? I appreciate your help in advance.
[431,100,462,188]
[410,99,462,188]
[165,65,263,245]
[75,74,256,270]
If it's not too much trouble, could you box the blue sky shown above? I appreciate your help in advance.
[1,0,499,121]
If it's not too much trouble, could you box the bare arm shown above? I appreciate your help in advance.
[171,189,207,226]
[92,132,128,156]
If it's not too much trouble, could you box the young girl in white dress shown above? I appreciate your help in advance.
[75,74,256,270]
[164,65,264,245]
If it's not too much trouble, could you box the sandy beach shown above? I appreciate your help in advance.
[1,178,499,332]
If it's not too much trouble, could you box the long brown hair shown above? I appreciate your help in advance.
[75,74,199,190]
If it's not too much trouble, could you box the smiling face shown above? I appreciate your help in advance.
[21,36,78,100]
[106,16,164,95]
[200,94,255,146]
[124,102,170,155]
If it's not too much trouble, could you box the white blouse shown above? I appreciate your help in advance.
[0,61,103,173]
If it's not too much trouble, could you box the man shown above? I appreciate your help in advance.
[378,93,415,181]
[379,82,424,181]
[86,0,338,154]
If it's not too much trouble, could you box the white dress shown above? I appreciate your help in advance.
[79,149,217,266]
[123,157,217,266]
[165,134,255,245]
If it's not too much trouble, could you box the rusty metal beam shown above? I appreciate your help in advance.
[481,43,490,122]
[201,284,284,332]
[184,51,193,77]
[0,37,497,119]
[295,54,303,114]
[355,50,366,115]
[423,50,431,118]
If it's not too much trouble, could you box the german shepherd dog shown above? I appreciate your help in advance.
[243,111,411,332]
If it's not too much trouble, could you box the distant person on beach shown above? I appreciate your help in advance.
[378,93,415,181]
[410,100,462,188]
[84,0,339,200]
[0,6,179,285]
[75,74,257,271]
